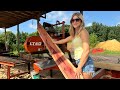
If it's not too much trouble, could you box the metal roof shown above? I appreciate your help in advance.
[0,11,51,28]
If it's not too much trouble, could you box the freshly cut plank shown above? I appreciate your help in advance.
[37,23,79,79]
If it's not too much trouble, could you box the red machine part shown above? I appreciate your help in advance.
[24,36,46,53]
[24,21,66,54]
[111,70,120,78]
[92,48,104,54]
[100,70,120,79]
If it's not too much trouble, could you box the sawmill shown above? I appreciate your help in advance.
[0,11,74,79]
[0,11,120,79]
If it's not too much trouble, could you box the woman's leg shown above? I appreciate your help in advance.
[82,56,95,79]
[75,56,95,79]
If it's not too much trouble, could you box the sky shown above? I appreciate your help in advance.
[0,11,120,34]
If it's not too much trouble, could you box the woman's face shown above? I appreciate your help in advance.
[71,15,81,29]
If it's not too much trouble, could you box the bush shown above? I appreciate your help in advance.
[90,33,99,48]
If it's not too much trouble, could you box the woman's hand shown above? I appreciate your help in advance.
[53,39,58,44]
[75,67,83,79]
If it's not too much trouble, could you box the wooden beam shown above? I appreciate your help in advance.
[13,11,41,19]
[92,69,106,79]
[0,17,23,28]
[0,21,13,25]
[0,11,39,28]
[94,61,120,71]
[0,21,15,28]
[0,17,16,24]
[3,11,38,20]
[37,23,79,79]
[1,11,24,19]
[0,61,15,67]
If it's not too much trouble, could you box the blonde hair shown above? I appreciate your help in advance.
[69,12,85,37]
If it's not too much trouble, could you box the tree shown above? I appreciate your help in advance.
[29,31,38,36]
[19,32,29,44]
[0,33,5,43]
[108,28,117,40]
[0,31,16,51]
[114,26,120,41]
[89,33,99,48]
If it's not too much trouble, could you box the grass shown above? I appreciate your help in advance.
[11,49,120,57]
[91,50,120,56]
[13,50,18,55]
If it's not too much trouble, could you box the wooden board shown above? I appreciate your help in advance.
[92,69,106,79]
[91,55,120,71]
[94,61,120,71]
[37,23,78,79]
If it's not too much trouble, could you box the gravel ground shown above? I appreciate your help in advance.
[0,64,65,79]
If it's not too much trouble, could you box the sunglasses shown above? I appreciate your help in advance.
[71,18,81,23]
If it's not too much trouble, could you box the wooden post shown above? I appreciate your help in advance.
[4,28,8,51]
[17,24,20,55]
[80,11,83,15]
[61,21,66,53]
[27,61,31,74]
[7,66,11,79]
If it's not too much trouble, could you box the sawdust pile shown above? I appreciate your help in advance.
[95,39,120,51]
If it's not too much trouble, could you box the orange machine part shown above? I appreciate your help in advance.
[33,63,41,73]
[33,62,59,73]
[24,36,46,53]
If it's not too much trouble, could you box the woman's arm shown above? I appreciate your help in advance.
[54,35,73,44]
[78,29,90,69]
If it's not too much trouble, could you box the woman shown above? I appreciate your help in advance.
[54,12,95,79]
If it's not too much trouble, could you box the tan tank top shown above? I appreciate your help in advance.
[72,35,83,60]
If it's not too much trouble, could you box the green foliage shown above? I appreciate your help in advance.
[108,29,116,40]
[86,22,120,42]
[94,50,120,56]
[12,50,18,56]
[0,33,5,43]
[19,32,29,44]
[64,25,70,33]
[7,31,16,45]
[10,43,17,52]
[54,24,70,33]
[0,31,16,51]
[108,26,120,42]
[86,26,93,34]
[89,33,99,48]
[19,44,24,51]
[29,31,38,36]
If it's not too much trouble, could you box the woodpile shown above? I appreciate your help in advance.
[94,39,120,51]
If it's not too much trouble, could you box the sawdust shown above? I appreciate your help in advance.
[0,64,64,79]
[95,39,120,51]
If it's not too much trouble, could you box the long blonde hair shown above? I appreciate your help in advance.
[69,12,85,37]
